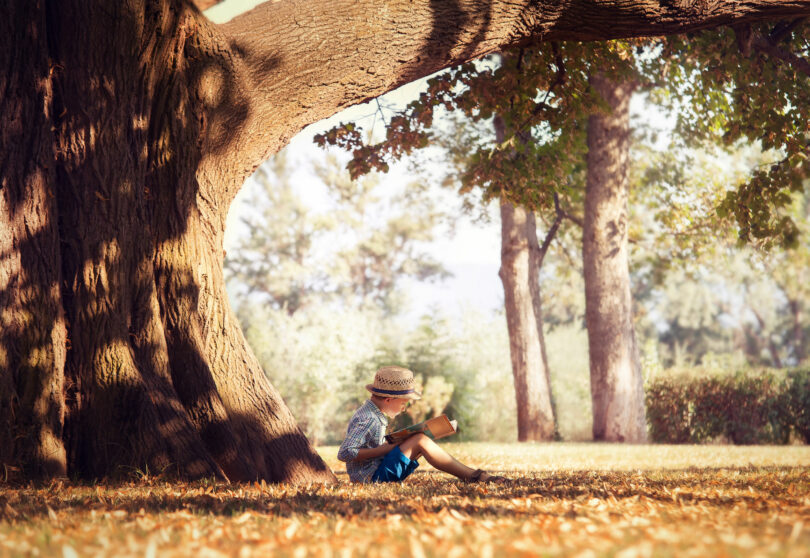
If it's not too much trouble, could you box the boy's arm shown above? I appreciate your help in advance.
[354,443,397,462]
[338,417,388,462]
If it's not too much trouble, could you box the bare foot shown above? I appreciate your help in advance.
[468,469,508,483]
[479,471,508,483]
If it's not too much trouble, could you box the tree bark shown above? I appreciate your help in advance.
[494,118,556,441]
[0,1,67,479]
[583,75,647,443]
[499,201,558,441]
[3,0,808,481]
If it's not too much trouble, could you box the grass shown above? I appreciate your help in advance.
[0,443,808,557]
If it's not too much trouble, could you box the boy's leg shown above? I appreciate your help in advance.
[398,433,477,480]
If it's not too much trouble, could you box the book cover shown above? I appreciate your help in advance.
[385,415,458,444]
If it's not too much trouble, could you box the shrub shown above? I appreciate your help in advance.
[646,377,695,443]
[690,377,729,442]
[722,374,788,444]
[646,368,809,444]
[787,369,810,443]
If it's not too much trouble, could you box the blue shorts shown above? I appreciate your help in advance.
[371,446,419,483]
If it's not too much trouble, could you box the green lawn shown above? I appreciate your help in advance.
[1,443,808,557]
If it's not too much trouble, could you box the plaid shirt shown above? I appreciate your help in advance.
[337,399,389,482]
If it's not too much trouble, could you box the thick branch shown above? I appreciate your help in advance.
[560,204,585,229]
[211,0,810,191]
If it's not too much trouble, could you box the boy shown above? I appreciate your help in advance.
[338,365,506,483]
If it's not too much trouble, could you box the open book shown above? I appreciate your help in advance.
[385,415,458,444]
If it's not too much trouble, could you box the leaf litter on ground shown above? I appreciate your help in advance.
[0,443,808,557]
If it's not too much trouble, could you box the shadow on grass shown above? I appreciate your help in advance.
[1,466,807,522]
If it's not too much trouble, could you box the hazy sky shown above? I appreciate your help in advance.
[204,0,265,23]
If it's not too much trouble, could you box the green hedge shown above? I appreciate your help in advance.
[646,369,810,444]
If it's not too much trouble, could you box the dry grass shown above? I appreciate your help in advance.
[1,443,808,557]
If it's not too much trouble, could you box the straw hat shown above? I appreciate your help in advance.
[366,365,422,400]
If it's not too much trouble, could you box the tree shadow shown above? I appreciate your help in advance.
[2,465,806,521]
[405,0,492,84]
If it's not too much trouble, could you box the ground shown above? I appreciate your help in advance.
[1,443,808,557]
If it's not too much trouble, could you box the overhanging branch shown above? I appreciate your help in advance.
[212,0,810,189]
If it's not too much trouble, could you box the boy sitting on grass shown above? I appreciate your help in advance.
[338,365,506,484]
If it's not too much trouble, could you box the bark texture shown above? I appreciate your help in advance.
[3,0,809,481]
[583,75,647,443]
[495,117,556,442]
[0,1,67,479]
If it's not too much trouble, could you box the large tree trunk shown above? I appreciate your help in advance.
[2,0,337,483]
[3,0,807,481]
[494,117,556,441]
[583,75,647,443]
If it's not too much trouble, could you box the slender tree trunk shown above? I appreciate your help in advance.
[495,117,556,442]
[789,299,805,364]
[750,307,783,368]
[583,75,647,443]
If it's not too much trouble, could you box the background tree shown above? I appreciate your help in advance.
[224,154,329,315]
[625,21,810,371]
[584,72,648,442]
[649,22,810,248]
[312,156,449,314]
[225,150,447,316]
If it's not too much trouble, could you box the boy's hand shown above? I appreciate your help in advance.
[354,443,397,462]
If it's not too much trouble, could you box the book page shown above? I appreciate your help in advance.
[385,415,457,443]
[424,415,455,439]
